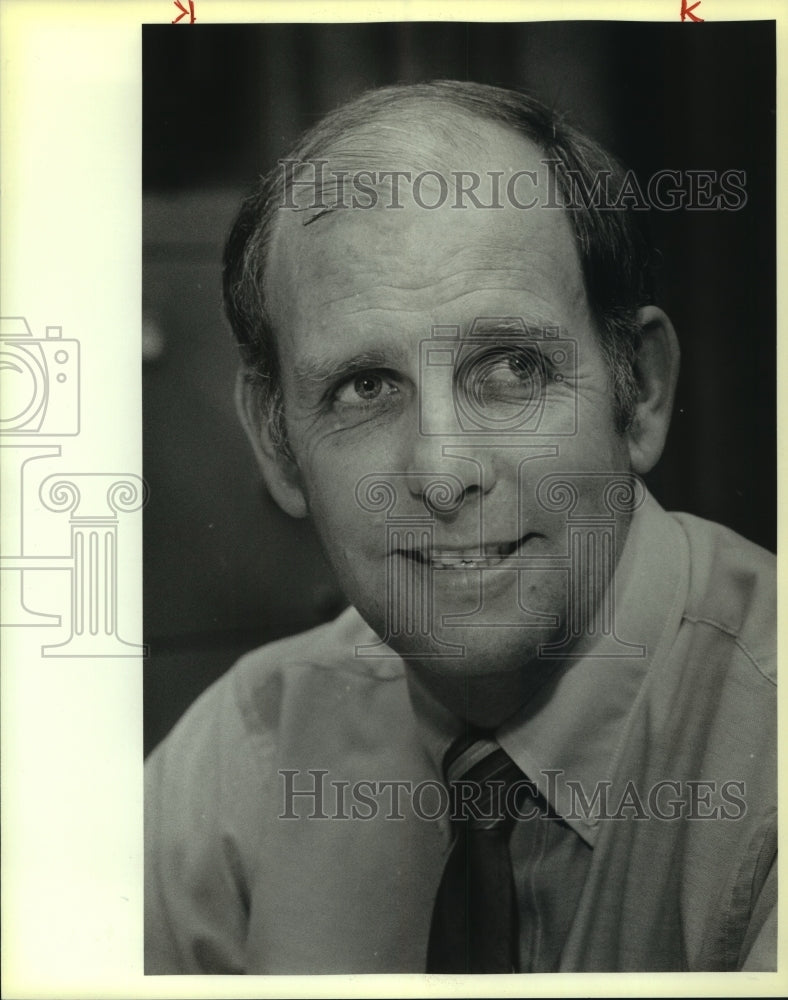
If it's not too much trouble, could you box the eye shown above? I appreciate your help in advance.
[353,373,384,400]
[460,347,546,405]
[508,349,543,379]
[489,350,543,384]
[334,370,399,407]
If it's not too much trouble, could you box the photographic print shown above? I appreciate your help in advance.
[142,15,776,978]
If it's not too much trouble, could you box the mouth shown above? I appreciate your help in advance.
[396,534,536,569]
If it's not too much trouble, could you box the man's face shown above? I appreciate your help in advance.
[264,128,635,722]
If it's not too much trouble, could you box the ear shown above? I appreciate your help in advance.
[626,306,681,475]
[235,371,309,519]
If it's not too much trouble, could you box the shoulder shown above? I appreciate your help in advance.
[233,603,401,684]
[670,511,776,685]
[147,605,405,772]
[230,604,406,738]
[145,606,408,889]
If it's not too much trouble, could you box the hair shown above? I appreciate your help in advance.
[223,80,655,455]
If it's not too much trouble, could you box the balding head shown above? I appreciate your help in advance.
[224,81,653,453]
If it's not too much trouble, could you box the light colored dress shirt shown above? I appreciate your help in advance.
[145,493,776,973]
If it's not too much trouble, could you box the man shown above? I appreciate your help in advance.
[145,81,776,973]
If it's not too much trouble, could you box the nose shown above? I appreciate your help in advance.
[406,464,481,517]
[404,385,495,517]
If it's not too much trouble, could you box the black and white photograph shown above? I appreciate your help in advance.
[141,18,777,976]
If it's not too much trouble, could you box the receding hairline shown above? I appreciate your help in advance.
[263,103,574,304]
[264,127,591,351]
[300,94,536,162]
[224,80,652,444]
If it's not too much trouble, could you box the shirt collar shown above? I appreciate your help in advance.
[407,489,690,846]
[406,669,463,780]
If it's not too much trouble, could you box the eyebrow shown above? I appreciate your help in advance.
[468,316,565,338]
[291,350,394,391]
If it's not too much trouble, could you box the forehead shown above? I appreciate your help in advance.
[265,117,589,345]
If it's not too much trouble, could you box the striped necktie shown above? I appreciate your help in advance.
[427,733,522,973]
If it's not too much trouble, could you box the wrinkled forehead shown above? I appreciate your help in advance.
[274,108,560,220]
[264,111,588,326]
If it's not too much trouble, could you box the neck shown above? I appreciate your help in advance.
[404,659,563,729]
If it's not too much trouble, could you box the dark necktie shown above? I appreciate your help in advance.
[427,734,522,973]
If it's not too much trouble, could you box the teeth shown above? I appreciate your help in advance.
[401,536,529,568]
[432,555,504,569]
[428,539,522,568]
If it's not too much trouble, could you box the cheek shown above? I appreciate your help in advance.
[288,400,407,468]
[291,407,414,510]
[568,386,629,465]
[301,459,349,521]
[299,454,383,560]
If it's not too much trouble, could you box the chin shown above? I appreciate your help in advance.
[349,585,568,724]
[392,622,561,676]
[349,561,572,662]
[397,626,565,727]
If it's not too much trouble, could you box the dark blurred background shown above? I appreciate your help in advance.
[142,21,776,756]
